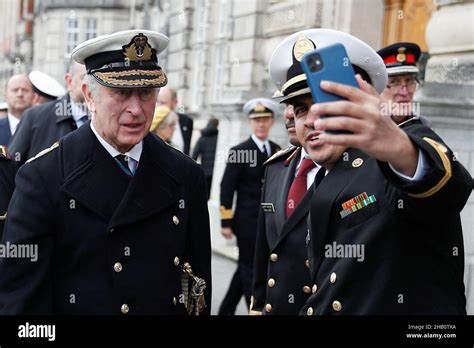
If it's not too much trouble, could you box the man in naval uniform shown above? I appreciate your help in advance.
[9,61,88,165]
[219,98,280,315]
[268,29,472,315]
[251,103,317,315]
[0,30,211,315]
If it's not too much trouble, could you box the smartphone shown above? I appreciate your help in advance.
[300,43,358,134]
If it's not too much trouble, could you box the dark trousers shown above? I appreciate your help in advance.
[218,236,255,315]
[206,176,212,200]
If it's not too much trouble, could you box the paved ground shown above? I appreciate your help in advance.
[211,252,247,315]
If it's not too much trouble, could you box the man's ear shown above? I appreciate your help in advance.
[82,83,95,113]
[65,73,73,91]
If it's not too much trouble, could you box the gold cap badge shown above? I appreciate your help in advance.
[123,33,153,62]
[293,36,316,62]
[396,47,406,63]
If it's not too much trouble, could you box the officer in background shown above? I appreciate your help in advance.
[28,70,66,106]
[378,42,422,124]
[219,98,280,315]
[158,87,193,155]
[0,30,211,315]
[268,28,472,315]
[9,61,87,165]
[0,74,34,145]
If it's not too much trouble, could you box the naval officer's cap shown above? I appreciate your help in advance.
[268,29,387,102]
[71,29,169,88]
[28,71,66,100]
[243,98,279,119]
[377,42,421,76]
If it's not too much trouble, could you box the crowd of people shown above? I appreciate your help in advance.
[0,26,471,317]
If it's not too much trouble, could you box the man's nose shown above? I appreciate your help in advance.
[127,93,142,115]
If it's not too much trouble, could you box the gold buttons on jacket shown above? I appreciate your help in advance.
[270,253,278,262]
[173,216,179,225]
[114,262,123,273]
[312,284,318,293]
[330,272,337,283]
[109,228,114,234]
[305,259,310,268]
[307,307,313,316]
[268,278,275,288]
[173,297,177,305]
[174,256,180,266]
[265,303,272,313]
[352,158,364,167]
[332,300,342,312]
[303,286,311,294]
[121,304,129,314]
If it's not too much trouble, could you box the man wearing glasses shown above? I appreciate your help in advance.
[378,42,421,125]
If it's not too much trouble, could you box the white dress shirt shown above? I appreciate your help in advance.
[251,133,271,156]
[7,113,20,136]
[171,118,185,153]
[70,99,89,128]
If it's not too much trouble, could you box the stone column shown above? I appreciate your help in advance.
[416,0,474,314]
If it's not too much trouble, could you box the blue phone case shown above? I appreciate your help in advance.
[300,43,358,133]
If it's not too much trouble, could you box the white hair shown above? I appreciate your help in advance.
[83,74,101,99]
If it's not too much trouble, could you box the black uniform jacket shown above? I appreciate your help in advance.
[252,146,314,315]
[220,137,280,239]
[302,119,472,315]
[0,123,212,315]
[8,94,78,165]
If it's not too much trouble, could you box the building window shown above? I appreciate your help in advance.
[213,0,230,102]
[192,0,210,109]
[85,18,97,41]
[66,18,79,55]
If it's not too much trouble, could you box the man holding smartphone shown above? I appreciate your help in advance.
[268,28,472,315]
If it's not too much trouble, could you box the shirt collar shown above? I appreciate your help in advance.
[70,99,88,122]
[7,113,20,135]
[297,147,320,171]
[251,133,269,153]
[90,121,142,162]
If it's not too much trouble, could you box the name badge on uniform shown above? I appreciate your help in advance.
[261,203,275,213]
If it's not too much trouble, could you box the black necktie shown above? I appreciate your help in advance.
[115,154,133,177]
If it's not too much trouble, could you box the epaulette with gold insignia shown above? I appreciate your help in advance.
[26,142,59,164]
[0,145,11,160]
[264,145,299,166]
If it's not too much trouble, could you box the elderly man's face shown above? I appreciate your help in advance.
[86,84,158,153]
[292,94,346,168]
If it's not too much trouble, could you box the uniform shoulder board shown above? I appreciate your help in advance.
[0,145,11,160]
[26,142,60,164]
[397,116,421,129]
[264,145,298,166]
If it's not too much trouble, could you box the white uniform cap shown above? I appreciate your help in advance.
[268,29,388,101]
[71,29,169,88]
[28,71,66,99]
[243,98,279,118]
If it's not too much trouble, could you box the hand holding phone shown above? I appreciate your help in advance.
[300,43,358,134]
